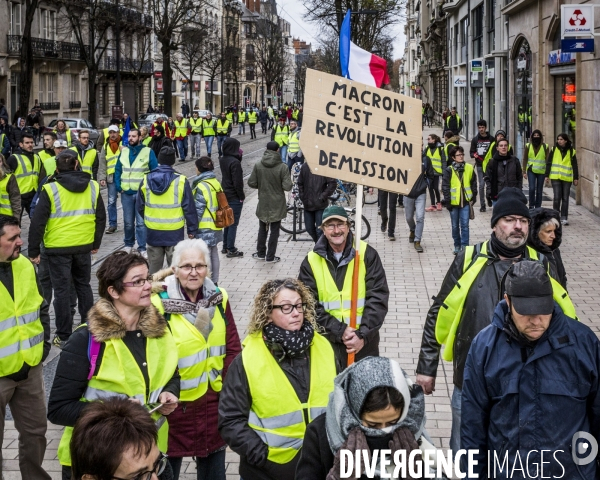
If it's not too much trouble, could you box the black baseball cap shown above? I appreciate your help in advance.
[505,261,554,315]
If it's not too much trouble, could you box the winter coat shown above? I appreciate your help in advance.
[136,165,198,246]
[442,162,478,208]
[527,207,567,289]
[151,270,241,458]
[48,298,181,427]
[417,240,555,389]
[190,171,224,247]
[461,301,600,480]
[218,337,312,480]
[148,135,174,159]
[247,149,292,223]
[26,113,40,128]
[114,144,158,195]
[0,104,8,123]
[28,170,106,258]
[546,145,579,181]
[485,154,523,200]
[298,231,389,368]
[0,133,9,158]
[297,162,337,212]
[9,126,31,148]
[219,138,245,202]
[0,163,22,220]
[469,132,493,165]
[407,153,435,199]
[258,110,269,124]
[445,114,462,135]
[7,148,46,201]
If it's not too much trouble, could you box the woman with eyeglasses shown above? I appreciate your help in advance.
[150,238,241,480]
[218,278,337,480]
[48,251,180,480]
[70,397,171,480]
[442,146,478,255]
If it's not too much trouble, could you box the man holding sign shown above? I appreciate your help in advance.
[299,205,389,368]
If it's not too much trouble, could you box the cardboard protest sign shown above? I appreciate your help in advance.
[300,69,423,195]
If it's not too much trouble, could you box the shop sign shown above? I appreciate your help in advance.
[486,68,495,80]
[154,71,162,78]
[561,39,595,53]
[561,5,594,37]
[415,88,421,95]
[548,49,576,66]
[453,76,467,87]
[194,81,200,91]
[471,60,483,72]
[156,80,163,92]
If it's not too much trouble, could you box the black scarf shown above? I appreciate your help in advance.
[531,136,542,147]
[263,321,314,361]
[490,232,527,259]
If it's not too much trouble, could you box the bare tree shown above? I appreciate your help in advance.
[173,28,205,108]
[254,19,290,102]
[313,32,339,75]
[200,25,222,111]
[295,53,315,104]
[18,0,41,119]
[120,31,153,123]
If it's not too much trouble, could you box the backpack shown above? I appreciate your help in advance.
[202,181,234,228]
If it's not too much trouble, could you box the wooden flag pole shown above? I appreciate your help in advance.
[348,184,363,366]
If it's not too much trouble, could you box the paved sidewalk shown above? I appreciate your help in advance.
[3,127,600,479]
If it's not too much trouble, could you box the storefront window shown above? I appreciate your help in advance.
[555,76,576,149]
[514,39,532,161]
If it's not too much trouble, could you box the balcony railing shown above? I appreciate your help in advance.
[99,56,153,74]
[98,3,153,29]
[7,35,88,61]
[69,101,82,109]
[40,102,60,110]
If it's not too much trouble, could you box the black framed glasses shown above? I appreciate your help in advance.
[272,303,307,314]
[112,452,168,480]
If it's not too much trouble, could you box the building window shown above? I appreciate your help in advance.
[472,5,483,58]
[246,65,254,81]
[487,0,496,53]
[460,17,468,63]
[246,44,255,62]
[10,3,22,36]
[39,9,56,40]
[39,74,56,103]
[69,74,79,102]
[102,84,109,115]
[410,25,415,39]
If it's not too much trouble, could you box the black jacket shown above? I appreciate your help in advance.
[0,260,51,381]
[295,414,334,480]
[7,148,46,200]
[28,170,106,257]
[258,111,269,123]
[148,135,174,159]
[407,153,435,199]
[8,126,31,148]
[298,231,389,369]
[218,345,311,480]
[469,132,492,164]
[297,163,337,212]
[416,239,555,388]
[445,114,462,135]
[485,154,523,200]
[442,162,478,208]
[219,138,245,202]
[528,207,567,289]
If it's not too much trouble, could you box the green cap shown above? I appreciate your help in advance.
[321,205,349,226]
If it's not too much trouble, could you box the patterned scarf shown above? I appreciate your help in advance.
[262,321,314,361]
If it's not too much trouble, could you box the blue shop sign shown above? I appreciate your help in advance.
[560,39,595,53]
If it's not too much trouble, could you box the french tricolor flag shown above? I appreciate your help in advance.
[339,10,390,87]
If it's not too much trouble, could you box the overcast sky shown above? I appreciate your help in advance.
[276,0,407,59]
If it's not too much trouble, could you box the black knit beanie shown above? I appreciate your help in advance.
[158,146,176,166]
[490,187,531,227]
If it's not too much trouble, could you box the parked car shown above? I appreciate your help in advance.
[192,109,213,119]
[44,118,99,145]
[138,113,168,128]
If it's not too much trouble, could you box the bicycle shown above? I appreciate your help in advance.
[280,163,307,236]
[345,206,371,241]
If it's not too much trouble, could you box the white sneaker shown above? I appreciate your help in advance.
[561,219,569,226]
[139,250,148,259]
[122,246,133,254]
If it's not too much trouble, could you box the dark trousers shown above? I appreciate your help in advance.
[304,209,324,242]
[48,253,94,340]
[260,121,267,134]
[223,199,243,252]
[527,170,545,209]
[39,246,77,319]
[20,195,33,222]
[169,450,226,480]
[428,176,441,205]
[249,123,256,139]
[551,179,571,218]
[378,190,398,235]
[257,220,281,261]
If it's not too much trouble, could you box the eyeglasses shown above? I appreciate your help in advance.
[178,264,207,274]
[112,452,168,480]
[502,216,531,225]
[323,223,347,231]
[272,303,307,314]
[122,277,153,288]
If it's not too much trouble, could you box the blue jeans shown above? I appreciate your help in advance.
[107,181,118,228]
[238,122,245,135]
[450,204,470,248]
[176,138,188,160]
[279,145,288,162]
[189,134,202,157]
[121,192,146,251]
[204,135,214,156]
[223,199,243,252]
[527,169,545,209]
[404,193,426,241]
[450,386,462,453]
[217,135,227,156]
[169,450,226,480]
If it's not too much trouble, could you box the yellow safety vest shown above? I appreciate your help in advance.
[37,149,54,166]
[42,156,57,177]
[247,111,258,124]
[268,107,274,117]
[226,112,233,123]
[446,114,461,128]
[189,118,202,133]
[43,180,99,248]
[0,134,5,150]
[292,109,299,120]
[142,136,151,146]
[194,178,222,231]
[288,131,300,154]
[482,141,513,172]
[273,125,290,147]
[77,149,98,177]
[435,241,578,362]
[217,120,230,135]
[426,146,443,174]
[13,153,41,195]
[175,120,188,137]
[54,129,72,146]
[104,142,121,176]
[242,331,336,464]
[449,163,474,206]
[152,287,228,399]
[0,255,44,377]
[0,174,13,216]
[549,147,575,182]
[140,174,185,230]
[119,146,151,191]
[307,241,367,326]
[525,143,548,175]
[444,142,457,162]
[238,111,246,123]
[202,119,216,137]
[57,322,178,466]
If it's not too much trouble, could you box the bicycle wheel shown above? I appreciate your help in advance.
[349,214,371,240]
[280,205,306,234]
[330,188,354,208]
[363,188,378,205]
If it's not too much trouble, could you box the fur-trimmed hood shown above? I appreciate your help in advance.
[151,267,174,294]
[528,207,562,253]
[87,298,168,342]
